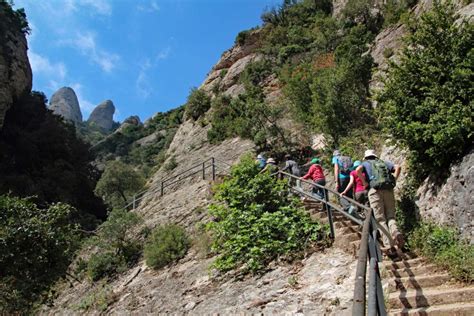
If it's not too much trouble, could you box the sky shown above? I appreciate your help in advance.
[13,0,281,122]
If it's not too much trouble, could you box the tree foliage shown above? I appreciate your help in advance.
[0,195,79,312]
[0,92,106,220]
[207,155,328,273]
[95,160,145,209]
[144,224,190,269]
[184,88,211,121]
[377,2,473,179]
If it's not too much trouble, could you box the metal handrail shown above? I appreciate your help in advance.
[277,170,387,316]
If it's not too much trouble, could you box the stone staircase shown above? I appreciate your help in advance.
[383,252,474,316]
[302,199,474,316]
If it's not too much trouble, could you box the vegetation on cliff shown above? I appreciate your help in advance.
[207,155,329,273]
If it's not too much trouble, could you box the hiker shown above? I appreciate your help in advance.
[340,160,368,218]
[255,153,266,170]
[332,150,354,211]
[301,158,326,199]
[356,150,403,252]
[260,157,278,174]
[281,154,301,188]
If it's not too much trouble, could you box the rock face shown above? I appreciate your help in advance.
[88,100,115,131]
[115,115,140,133]
[416,150,474,243]
[49,87,82,124]
[0,4,33,129]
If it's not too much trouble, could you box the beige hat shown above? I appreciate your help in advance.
[364,149,378,159]
[267,158,276,164]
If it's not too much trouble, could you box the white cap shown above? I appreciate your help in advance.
[364,149,378,159]
[267,158,276,164]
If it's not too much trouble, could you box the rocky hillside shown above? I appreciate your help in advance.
[38,0,473,314]
[0,1,32,129]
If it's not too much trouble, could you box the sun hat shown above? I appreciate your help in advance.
[353,160,362,168]
[267,158,276,164]
[364,150,378,159]
[257,154,264,159]
[333,150,341,156]
[311,158,320,164]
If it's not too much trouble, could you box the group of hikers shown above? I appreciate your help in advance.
[256,149,404,256]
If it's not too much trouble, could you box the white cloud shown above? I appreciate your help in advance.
[156,47,171,60]
[135,60,153,99]
[62,31,120,73]
[80,0,112,16]
[137,0,159,13]
[29,51,67,80]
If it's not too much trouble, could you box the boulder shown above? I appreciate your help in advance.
[49,87,82,124]
[116,115,141,133]
[416,150,474,243]
[88,100,115,131]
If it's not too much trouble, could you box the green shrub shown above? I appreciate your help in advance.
[86,209,142,281]
[207,154,329,273]
[377,2,473,180]
[409,223,473,282]
[0,195,79,312]
[144,224,190,269]
[184,88,211,121]
[164,156,178,171]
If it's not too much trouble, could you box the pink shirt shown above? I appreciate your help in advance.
[350,170,366,192]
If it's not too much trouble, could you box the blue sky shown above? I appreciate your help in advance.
[13,0,281,122]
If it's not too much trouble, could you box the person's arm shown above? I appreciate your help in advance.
[281,161,290,172]
[301,165,313,180]
[357,165,368,188]
[393,164,401,180]
[341,174,355,196]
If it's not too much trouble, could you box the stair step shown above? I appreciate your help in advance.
[383,258,425,270]
[387,274,452,292]
[389,302,474,316]
[341,232,361,242]
[338,225,361,235]
[387,264,440,278]
[388,252,419,262]
[335,219,359,229]
[388,285,474,310]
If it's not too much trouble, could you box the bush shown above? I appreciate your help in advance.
[207,154,329,273]
[86,209,142,281]
[409,223,473,282]
[184,88,211,121]
[377,2,473,180]
[0,195,79,312]
[144,224,190,269]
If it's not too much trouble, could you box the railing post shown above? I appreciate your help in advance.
[323,188,335,240]
[161,181,164,196]
[132,194,136,209]
[211,157,216,181]
[202,161,206,180]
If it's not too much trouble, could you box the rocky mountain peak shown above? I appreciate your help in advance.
[49,87,83,124]
[87,100,115,131]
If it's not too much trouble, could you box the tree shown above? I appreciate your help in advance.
[95,161,145,209]
[0,195,79,312]
[184,88,211,121]
[377,1,473,179]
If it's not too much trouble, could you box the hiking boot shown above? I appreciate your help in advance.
[394,232,405,250]
[382,246,399,259]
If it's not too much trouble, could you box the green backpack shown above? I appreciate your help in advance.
[368,159,396,189]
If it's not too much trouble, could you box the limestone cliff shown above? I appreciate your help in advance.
[0,2,32,129]
[88,100,115,131]
[49,87,83,124]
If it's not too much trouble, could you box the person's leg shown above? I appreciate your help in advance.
[383,189,404,248]
[368,188,392,247]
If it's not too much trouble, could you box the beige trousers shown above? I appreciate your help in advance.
[368,188,399,247]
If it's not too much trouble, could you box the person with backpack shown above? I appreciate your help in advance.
[356,149,403,252]
[281,154,301,188]
[255,153,266,170]
[340,160,368,219]
[301,158,326,199]
[332,150,354,211]
[260,157,278,174]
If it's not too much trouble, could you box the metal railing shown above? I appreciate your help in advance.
[277,171,388,316]
[122,157,231,211]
